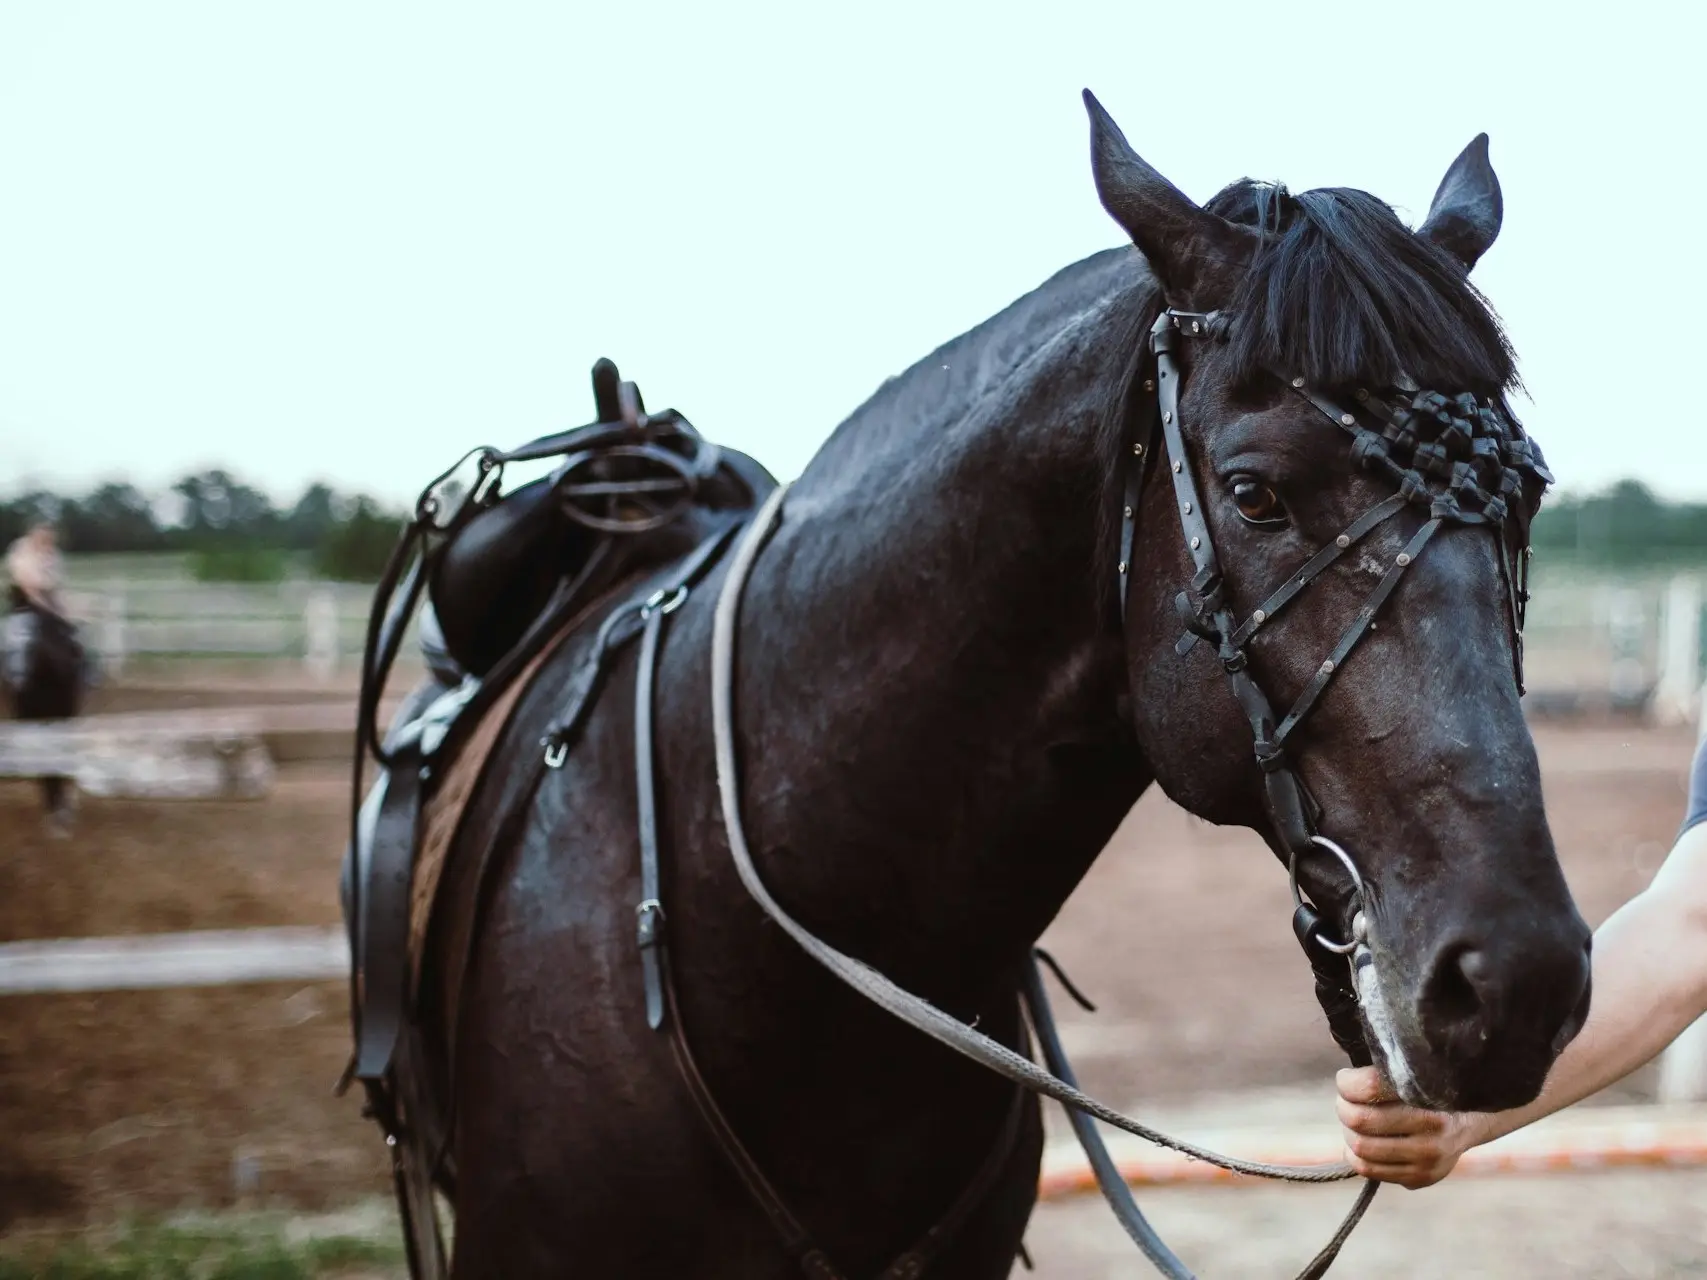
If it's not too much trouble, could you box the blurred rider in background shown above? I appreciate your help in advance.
[6,520,68,618]
[4,520,81,834]
[1336,732,1707,1187]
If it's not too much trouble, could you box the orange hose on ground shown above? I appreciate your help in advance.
[1036,1112,1707,1199]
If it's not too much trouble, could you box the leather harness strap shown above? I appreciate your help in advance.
[1020,959,1190,1279]
[354,753,425,1079]
[629,534,1030,1279]
[441,523,745,1083]
[634,603,671,1031]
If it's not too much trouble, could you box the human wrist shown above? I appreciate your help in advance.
[1457,1109,1510,1151]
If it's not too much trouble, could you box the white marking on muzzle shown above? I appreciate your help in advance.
[1355,950,1421,1103]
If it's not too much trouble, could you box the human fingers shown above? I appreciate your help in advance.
[1336,1066,1397,1106]
[1335,1095,1446,1138]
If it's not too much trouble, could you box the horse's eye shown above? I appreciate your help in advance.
[1231,477,1287,527]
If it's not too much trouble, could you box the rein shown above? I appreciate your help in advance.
[713,484,1365,1280]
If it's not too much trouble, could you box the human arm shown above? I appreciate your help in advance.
[1337,742,1707,1187]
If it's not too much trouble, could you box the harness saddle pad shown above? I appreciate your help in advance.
[408,626,574,995]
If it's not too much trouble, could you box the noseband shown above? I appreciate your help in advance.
[1118,308,1548,970]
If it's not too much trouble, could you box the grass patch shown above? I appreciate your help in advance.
[186,548,291,584]
[0,1220,403,1280]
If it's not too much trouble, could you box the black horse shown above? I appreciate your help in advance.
[411,97,1591,1277]
[2,591,86,828]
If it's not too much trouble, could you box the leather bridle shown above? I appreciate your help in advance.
[1122,308,1544,982]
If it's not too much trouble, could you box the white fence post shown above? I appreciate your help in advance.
[1658,700,1707,1103]
[303,590,338,682]
[1608,587,1648,708]
[100,591,127,677]
[1651,576,1702,726]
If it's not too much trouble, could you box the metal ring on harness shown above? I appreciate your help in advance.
[1290,835,1367,956]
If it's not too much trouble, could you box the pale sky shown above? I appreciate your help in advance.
[0,2,1699,507]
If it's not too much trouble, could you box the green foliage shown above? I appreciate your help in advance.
[0,1221,401,1280]
[171,472,280,546]
[1,472,405,584]
[309,500,404,583]
[186,547,291,583]
[1532,480,1707,567]
[0,491,63,547]
[282,484,337,552]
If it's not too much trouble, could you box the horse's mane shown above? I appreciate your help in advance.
[1204,180,1519,402]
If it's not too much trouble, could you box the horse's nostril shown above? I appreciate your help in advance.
[1457,948,1494,991]
[1424,943,1492,1032]
[1420,931,1592,1059]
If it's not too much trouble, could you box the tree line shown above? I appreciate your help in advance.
[1528,480,1707,566]
[3,471,1704,581]
[0,471,404,581]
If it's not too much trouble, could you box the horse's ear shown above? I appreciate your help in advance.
[1083,89,1257,308]
[1419,134,1502,271]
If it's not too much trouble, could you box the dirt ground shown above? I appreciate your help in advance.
[0,714,1699,1274]
[1027,1167,1707,1279]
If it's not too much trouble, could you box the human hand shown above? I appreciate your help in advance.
[1335,1066,1485,1188]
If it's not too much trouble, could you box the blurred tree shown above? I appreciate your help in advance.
[57,482,166,553]
[284,482,338,551]
[169,470,279,545]
[0,491,63,547]
[311,497,404,582]
[1531,480,1707,565]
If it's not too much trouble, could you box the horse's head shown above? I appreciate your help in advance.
[1085,93,1590,1112]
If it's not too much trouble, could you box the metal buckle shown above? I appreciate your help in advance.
[635,898,665,948]
[641,585,689,618]
[542,737,568,769]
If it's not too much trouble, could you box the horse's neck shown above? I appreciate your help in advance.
[736,260,1153,999]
